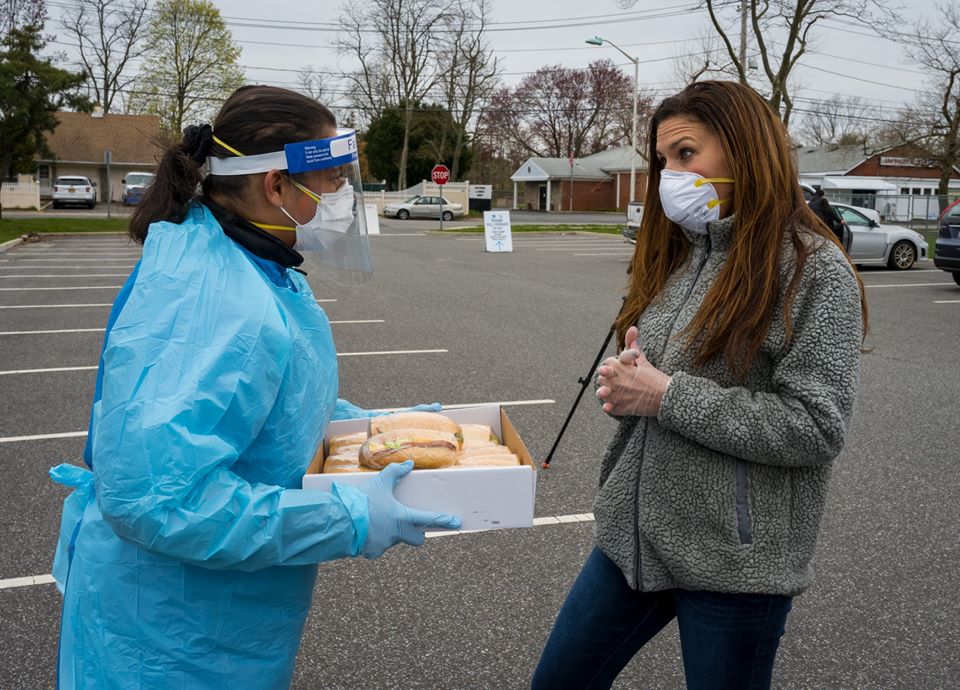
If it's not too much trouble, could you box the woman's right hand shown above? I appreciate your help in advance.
[355,461,461,559]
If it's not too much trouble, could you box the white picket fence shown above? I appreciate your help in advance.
[369,180,469,214]
[1,181,41,210]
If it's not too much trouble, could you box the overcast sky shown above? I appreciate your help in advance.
[45,0,944,125]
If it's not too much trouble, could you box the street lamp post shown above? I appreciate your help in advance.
[586,36,638,204]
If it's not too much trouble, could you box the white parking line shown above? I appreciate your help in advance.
[9,253,141,257]
[0,265,135,270]
[934,299,960,303]
[0,258,137,260]
[0,350,447,376]
[0,328,105,335]
[575,253,634,257]
[316,299,336,303]
[864,282,956,288]
[0,285,121,291]
[0,431,88,444]
[536,246,624,252]
[0,365,98,376]
[0,400,553,446]
[0,303,111,309]
[0,511,594,585]
[0,321,383,336]
[0,274,130,278]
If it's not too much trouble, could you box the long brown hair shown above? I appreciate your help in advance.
[130,85,337,243]
[615,80,868,376]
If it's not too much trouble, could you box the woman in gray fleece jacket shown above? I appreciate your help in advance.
[533,81,868,690]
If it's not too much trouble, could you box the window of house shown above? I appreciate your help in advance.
[900,187,910,194]
[912,187,922,195]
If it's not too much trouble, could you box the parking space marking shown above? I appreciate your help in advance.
[0,365,98,376]
[0,328,105,335]
[316,299,336,303]
[0,303,111,309]
[0,574,57,591]
[864,282,956,288]
[0,513,594,586]
[575,252,634,257]
[0,285,122,291]
[0,274,130,278]
[934,299,960,303]
[0,321,383,336]
[9,252,141,257]
[0,255,138,260]
[0,400,552,446]
[0,431,88,444]
[0,265,136,270]
[0,350,447,377]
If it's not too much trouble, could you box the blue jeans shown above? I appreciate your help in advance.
[532,548,793,690]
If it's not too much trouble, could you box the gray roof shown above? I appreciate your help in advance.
[794,145,867,174]
[511,146,647,182]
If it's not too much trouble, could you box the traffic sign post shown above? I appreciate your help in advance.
[432,164,450,231]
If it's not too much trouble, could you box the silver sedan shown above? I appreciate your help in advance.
[833,203,929,270]
[383,195,465,221]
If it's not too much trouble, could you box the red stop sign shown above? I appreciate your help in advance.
[431,164,451,185]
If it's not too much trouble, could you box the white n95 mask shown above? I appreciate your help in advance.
[659,169,734,234]
[282,180,357,252]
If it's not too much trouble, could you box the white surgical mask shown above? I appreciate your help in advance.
[281,180,357,252]
[659,169,734,235]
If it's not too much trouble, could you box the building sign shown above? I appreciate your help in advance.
[469,184,493,199]
[880,156,935,168]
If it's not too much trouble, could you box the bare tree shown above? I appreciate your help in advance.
[905,1,960,206]
[297,65,333,104]
[794,95,871,147]
[337,0,453,189]
[621,0,897,126]
[1,0,46,37]
[61,0,148,113]
[438,0,500,179]
[481,59,634,159]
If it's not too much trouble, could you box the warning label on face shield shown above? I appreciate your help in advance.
[285,132,358,174]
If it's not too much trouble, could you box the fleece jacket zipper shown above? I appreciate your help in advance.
[634,235,712,589]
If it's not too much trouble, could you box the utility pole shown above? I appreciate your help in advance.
[739,1,748,82]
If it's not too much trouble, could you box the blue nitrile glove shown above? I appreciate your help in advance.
[354,461,461,559]
[333,399,442,420]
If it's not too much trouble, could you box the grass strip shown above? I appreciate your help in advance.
[0,218,130,245]
[437,224,621,235]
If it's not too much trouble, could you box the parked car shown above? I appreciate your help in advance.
[833,202,928,270]
[621,201,643,243]
[121,171,155,206]
[934,199,960,285]
[383,195,464,220]
[51,176,96,209]
[800,183,881,224]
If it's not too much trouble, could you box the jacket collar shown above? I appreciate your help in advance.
[198,196,304,269]
[680,214,736,252]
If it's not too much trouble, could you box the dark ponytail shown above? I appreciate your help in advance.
[128,85,337,244]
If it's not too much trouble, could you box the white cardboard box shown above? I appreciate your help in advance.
[303,406,537,532]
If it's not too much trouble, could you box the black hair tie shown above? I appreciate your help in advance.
[182,123,213,164]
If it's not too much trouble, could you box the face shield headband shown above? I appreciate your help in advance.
[207,129,372,286]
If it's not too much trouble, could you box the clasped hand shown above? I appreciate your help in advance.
[595,326,672,417]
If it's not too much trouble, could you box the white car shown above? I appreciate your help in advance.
[833,202,928,270]
[383,195,464,220]
[52,176,96,209]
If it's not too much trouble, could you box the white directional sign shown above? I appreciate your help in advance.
[483,210,513,253]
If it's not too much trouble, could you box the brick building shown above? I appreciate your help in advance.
[510,146,647,212]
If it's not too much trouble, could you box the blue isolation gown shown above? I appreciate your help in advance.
[50,202,372,689]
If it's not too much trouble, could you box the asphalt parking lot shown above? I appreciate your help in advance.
[1,224,958,689]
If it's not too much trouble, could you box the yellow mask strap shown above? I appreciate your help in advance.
[251,221,296,232]
[212,135,245,158]
[706,198,729,209]
[290,178,322,204]
[694,177,735,188]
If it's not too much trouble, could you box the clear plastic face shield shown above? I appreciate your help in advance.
[208,128,372,285]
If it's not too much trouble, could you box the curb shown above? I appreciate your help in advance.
[0,237,24,255]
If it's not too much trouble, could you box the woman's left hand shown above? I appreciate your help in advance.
[596,326,673,417]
